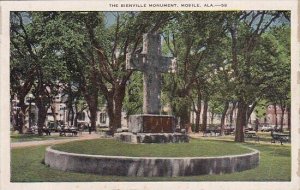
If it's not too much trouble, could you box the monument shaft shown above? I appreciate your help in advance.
[126,33,173,114]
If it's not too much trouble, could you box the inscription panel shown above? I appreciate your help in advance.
[143,116,174,133]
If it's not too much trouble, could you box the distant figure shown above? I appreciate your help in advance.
[88,124,91,134]
[42,125,51,136]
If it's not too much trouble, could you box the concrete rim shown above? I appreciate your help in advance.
[47,145,259,159]
[45,143,260,177]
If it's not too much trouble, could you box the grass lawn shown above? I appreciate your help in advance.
[11,139,291,182]
[52,139,251,157]
[10,133,74,143]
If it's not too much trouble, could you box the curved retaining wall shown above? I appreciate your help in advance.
[45,147,259,177]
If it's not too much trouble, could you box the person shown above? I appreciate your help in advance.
[88,124,91,134]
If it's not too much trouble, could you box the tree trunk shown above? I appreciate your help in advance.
[235,100,247,142]
[274,103,278,129]
[229,102,237,128]
[36,97,47,136]
[107,92,115,130]
[89,104,97,131]
[211,112,214,125]
[179,104,190,129]
[16,96,27,134]
[220,101,229,136]
[74,112,78,128]
[17,110,25,134]
[246,102,256,124]
[287,105,290,132]
[194,91,202,133]
[287,105,290,138]
[69,108,75,126]
[50,104,57,124]
[195,110,201,133]
[112,96,124,130]
[280,106,285,132]
[202,99,208,131]
[74,101,79,127]
[85,93,98,131]
[255,119,259,132]
[106,84,126,134]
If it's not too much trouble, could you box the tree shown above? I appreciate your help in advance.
[225,11,290,142]
[10,12,36,133]
[10,12,68,135]
[162,12,226,129]
[46,12,175,132]
[84,12,175,132]
[261,25,291,131]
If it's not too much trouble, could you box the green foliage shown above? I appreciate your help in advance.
[208,99,225,114]
[260,25,290,107]
[123,72,143,115]
[162,12,227,119]
[254,100,268,118]
[10,11,290,131]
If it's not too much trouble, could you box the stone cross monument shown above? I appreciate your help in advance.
[126,33,176,114]
[124,33,183,138]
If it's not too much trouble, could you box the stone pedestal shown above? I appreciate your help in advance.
[128,114,175,134]
[115,132,189,143]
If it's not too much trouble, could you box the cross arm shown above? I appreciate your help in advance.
[126,53,146,71]
[158,56,177,73]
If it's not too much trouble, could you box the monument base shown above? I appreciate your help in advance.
[128,114,176,133]
[115,132,189,143]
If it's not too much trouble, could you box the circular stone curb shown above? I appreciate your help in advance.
[45,146,259,177]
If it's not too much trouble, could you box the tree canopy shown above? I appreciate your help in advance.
[10,11,290,141]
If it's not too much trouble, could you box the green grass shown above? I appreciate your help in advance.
[11,133,73,143]
[11,139,291,182]
[52,139,251,157]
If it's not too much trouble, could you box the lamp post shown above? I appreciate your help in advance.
[28,93,34,131]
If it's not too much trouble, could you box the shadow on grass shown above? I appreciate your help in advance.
[10,133,72,143]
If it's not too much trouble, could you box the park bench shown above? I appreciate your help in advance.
[244,131,259,142]
[59,128,78,136]
[271,132,289,145]
[42,128,51,136]
[202,129,221,137]
[224,128,234,135]
[25,128,35,135]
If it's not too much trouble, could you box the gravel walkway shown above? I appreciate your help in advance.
[11,132,101,148]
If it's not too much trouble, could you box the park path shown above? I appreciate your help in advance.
[11,132,101,148]
[189,133,290,146]
[11,132,289,148]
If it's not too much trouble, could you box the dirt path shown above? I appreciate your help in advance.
[189,133,290,146]
[11,132,101,148]
[11,132,289,148]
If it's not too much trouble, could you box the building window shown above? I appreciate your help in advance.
[100,113,106,123]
